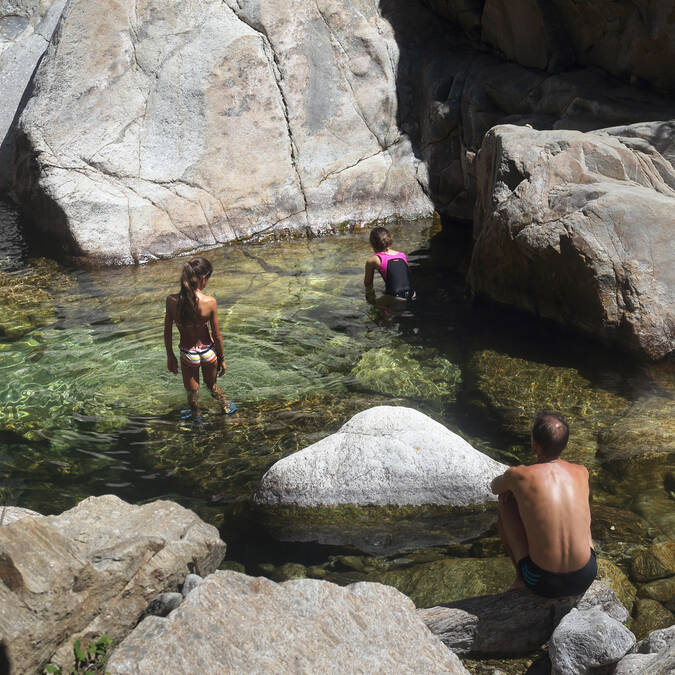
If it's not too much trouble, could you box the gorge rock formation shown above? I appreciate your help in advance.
[4,0,674,263]
[0,495,225,674]
[106,570,468,674]
[255,406,506,507]
[468,122,675,360]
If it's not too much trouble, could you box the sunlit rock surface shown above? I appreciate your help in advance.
[469,123,675,360]
[12,0,431,263]
[0,0,66,191]
[0,495,225,674]
[256,406,506,506]
[106,571,468,674]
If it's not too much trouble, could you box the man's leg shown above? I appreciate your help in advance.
[497,491,529,590]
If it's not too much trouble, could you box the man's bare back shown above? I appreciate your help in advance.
[490,412,596,597]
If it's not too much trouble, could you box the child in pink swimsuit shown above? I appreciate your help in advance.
[363,227,415,300]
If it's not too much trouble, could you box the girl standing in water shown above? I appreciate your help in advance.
[164,257,235,419]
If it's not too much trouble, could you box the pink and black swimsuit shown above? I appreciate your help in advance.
[376,251,415,299]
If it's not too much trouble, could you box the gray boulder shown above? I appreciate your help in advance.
[0,494,226,674]
[419,580,627,656]
[142,592,183,619]
[12,0,431,263]
[637,625,675,654]
[548,607,636,675]
[181,573,203,597]
[106,570,468,674]
[0,504,41,525]
[468,122,675,360]
[0,0,66,191]
[255,406,506,507]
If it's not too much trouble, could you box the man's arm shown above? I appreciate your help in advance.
[491,467,518,495]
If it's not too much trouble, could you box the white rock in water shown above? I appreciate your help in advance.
[106,571,468,674]
[255,406,506,507]
[549,607,636,675]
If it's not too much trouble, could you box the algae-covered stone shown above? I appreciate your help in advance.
[630,542,675,582]
[351,345,461,402]
[465,350,630,463]
[630,599,675,641]
[256,406,506,507]
[258,503,497,556]
[638,576,675,607]
[599,394,675,461]
[591,504,648,546]
[597,558,637,614]
[270,562,307,582]
[376,557,514,607]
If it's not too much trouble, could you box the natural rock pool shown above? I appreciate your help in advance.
[1,199,673,637]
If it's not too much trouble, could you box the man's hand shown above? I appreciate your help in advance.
[167,353,178,374]
[217,357,226,377]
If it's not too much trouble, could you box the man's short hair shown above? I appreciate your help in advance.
[532,411,569,458]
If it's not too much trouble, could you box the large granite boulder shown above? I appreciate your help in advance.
[11,0,431,263]
[106,571,468,674]
[0,0,66,191]
[468,122,675,360]
[0,505,41,525]
[419,580,628,656]
[0,495,225,674]
[255,406,506,506]
[548,606,636,675]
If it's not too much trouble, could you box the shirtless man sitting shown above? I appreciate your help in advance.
[490,411,596,598]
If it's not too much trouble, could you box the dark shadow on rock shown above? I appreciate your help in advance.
[0,641,11,675]
[379,0,675,223]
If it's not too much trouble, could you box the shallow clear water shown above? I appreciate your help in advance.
[0,199,673,585]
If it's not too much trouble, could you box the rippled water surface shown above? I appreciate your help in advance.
[1,199,673,594]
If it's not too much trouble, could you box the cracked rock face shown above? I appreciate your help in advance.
[12,0,431,263]
[106,570,469,674]
[255,405,507,507]
[468,122,675,360]
[0,494,226,674]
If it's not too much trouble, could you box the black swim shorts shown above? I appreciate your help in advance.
[518,549,597,598]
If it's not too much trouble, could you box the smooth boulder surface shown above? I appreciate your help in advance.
[0,495,226,674]
[548,606,636,675]
[419,580,628,656]
[255,406,507,506]
[12,0,431,263]
[469,122,675,360]
[0,504,41,525]
[0,0,65,191]
[106,571,468,674]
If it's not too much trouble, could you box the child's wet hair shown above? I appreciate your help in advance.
[178,257,212,324]
[369,227,392,253]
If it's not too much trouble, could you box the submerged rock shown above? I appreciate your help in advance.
[468,123,675,360]
[630,598,675,640]
[465,349,629,463]
[351,345,461,402]
[630,541,675,582]
[0,495,225,674]
[106,571,468,674]
[548,606,636,675]
[256,406,506,507]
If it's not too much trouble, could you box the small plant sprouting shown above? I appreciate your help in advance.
[43,634,113,675]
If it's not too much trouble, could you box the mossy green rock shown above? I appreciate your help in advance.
[466,350,630,463]
[597,558,637,614]
[351,344,461,402]
[638,575,675,605]
[270,562,307,582]
[258,503,497,556]
[599,394,675,460]
[630,541,675,582]
[630,598,675,640]
[375,557,514,608]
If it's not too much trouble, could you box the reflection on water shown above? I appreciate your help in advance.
[0,201,673,599]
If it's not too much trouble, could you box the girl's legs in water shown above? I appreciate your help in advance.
[180,362,201,418]
[202,361,231,413]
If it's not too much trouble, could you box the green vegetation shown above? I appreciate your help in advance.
[44,635,113,675]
